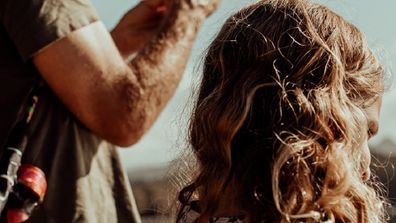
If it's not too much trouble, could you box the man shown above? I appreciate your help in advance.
[0,0,221,222]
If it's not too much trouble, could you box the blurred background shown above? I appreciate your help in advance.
[91,0,396,222]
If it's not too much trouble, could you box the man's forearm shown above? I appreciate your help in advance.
[113,7,207,145]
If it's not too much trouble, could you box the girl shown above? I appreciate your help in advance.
[176,0,387,222]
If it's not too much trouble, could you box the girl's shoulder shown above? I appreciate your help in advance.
[182,201,245,223]
[185,209,244,223]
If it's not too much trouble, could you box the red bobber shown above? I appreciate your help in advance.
[17,164,47,201]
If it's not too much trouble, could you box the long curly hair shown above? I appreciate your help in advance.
[176,0,386,222]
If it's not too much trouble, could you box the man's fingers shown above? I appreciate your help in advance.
[172,0,222,17]
[192,0,222,16]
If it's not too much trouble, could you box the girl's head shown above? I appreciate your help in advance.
[178,0,386,222]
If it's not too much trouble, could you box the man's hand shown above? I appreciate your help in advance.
[111,0,169,59]
[112,0,222,59]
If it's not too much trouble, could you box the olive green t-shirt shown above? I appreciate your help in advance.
[0,0,141,222]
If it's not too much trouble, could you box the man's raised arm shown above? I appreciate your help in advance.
[32,0,221,147]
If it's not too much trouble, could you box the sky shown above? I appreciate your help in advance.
[90,0,396,169]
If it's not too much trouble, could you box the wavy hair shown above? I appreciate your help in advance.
[176,0,386,222]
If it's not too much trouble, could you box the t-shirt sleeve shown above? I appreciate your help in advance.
[1,0,100,61]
